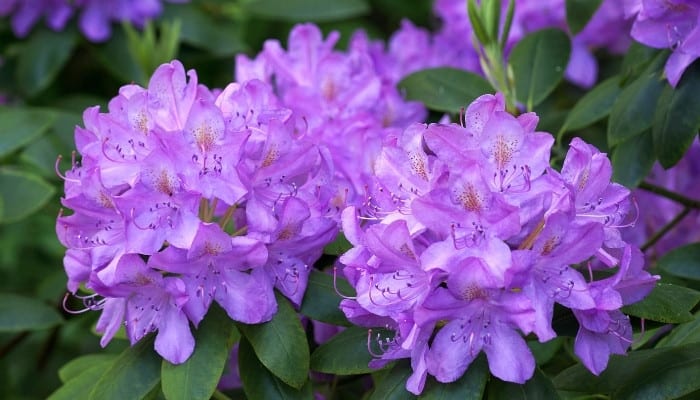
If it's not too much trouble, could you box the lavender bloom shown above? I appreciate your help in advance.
[57,60,338,363]
[338,93,657,394]
[624,0,700,86]
[0,0,188,42]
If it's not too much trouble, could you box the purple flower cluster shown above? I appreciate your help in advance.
[625,140,700,257]
[624,0,700,87]
[376,0,632,88]
[338,93,658,394]
[0,0,187,42]
[235,24,427,209]
[56,60,338,363]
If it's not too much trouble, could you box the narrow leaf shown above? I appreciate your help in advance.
[565,0,603,35]
[237,292,309,389]
[89,336,161,400]
[658,243,700,281]
[0,293,62,332]
[607,52,667,146]
[59,354,117,383]
[238,337,313,400]
[658,311,700,348]
[17,28,77,96]
[161,304,238,400]
[310,326,381,375]
[0,107,56,158]
[398,67,493,114]
[300,269,353,326]
[622,283,700,324]
[49,363,109,400]
[558,76,620,139]
[611,129,655,188]
[510,29,570,110]
[163,4,247,56]
[0,168,55,223]
[652,61,700,168]
[245,0,369,22]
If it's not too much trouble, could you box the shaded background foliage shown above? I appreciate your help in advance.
[1,0,699,399]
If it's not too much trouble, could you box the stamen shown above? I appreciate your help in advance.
[332,266,356,299]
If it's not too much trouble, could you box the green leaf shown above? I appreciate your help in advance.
[565,0,603,35]
[555,342,700,399]
[398,67,493,114]
[611,129,655,188]
[658,243,700,281]
[310,326,381,375]
[0,293,62,332]
[161,304,238,400]
[620,43,660,85]
[94,29,148,84]
[528,337,564,366]
[245,0,369,22]
[0,168,55,223]
[49,362,110,400]
[0,107,56,158]
[658,311,700,348]
[488,368,560,400]
[607,52,666,147]
[163,4,247,56]
[236,292,309,389]
[59,354,117,383]
[323,232,352,256]
[16,28,78,96]
[622,283,700,323]
[509,28,571,110]
[20,111,80,178]
[238,337,313,400]
[652,61,700,168]
[420,354,488,400]
[558,76,620,139]
[89,336,161,400]
[369,361,415,400]
[299,269,353,326]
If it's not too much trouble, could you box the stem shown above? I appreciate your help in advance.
[639,181,700,209]
[0,331,29,359]
[641,207,691,251]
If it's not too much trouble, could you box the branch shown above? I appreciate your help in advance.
[639,181,700,209]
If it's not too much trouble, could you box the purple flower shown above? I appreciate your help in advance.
[625,0,700,86]
[58,60,339,364]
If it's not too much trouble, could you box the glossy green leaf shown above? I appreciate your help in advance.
[528,337,564,366]
[163,4,247,56]
[59,354,117,383]
[16,28,78,96]
[611,129,655,188]
[0,293,62,332]
[369,361,415,400]
[555,342,700,399]
[237,293,309,389]
[0,107,56,158]
[94,29,148,84]
[509,29,570,110]
[245,0,369,22]
[323,232,352,256]
[565,0,602,35]
[310,326,381,375]
[398,67,493,114]
[0,168,55,223]
[488,368,559,400]
[20,111,80,178]
[238,337,313,399]
[89,336,161,400]
[607,53,666,146]
[658,243,700,281]
[558,76,620,139]
[622,283,700,323]
[620,43,660,85]
[658,311,700,348]
[300,269,353,326]
[49,362,109,400]
[420,354,488,400]
[161,305,238,400]
[652,61,700,168]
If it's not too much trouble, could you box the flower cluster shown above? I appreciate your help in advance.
[235,23,427,209]
[373,0,631,88]
[624,0,700,87]
[56,60,338,363]
[338,93,658,394]
[0,0,187,41]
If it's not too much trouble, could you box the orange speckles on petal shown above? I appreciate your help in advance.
[456,184,484,212]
